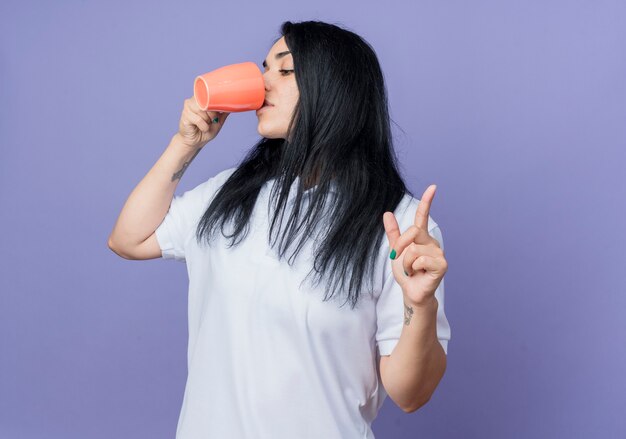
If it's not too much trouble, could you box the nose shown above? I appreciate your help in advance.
[262,71,273,90]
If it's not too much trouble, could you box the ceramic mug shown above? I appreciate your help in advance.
[193,61,265,112]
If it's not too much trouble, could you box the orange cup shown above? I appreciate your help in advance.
[193,62,265,112]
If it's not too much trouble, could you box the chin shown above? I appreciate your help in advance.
[257,123,286,139]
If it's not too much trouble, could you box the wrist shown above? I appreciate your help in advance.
[403,295,438,312]
[168,133,204,155]
[170,133,207,152]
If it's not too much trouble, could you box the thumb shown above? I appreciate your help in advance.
[383,212,400,248]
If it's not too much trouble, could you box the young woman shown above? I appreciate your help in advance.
[109,20,451,439]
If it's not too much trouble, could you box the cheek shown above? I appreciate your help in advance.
[287,83,299,107]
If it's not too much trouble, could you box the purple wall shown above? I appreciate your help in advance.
[1,1,624,438]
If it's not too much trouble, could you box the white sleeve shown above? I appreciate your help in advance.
[375,223,451,356]
[154,167,236,263]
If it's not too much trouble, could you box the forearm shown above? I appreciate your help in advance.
[382,296,446,412]
[108,134,203,251]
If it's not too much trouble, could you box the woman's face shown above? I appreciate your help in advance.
[256,36,299,139]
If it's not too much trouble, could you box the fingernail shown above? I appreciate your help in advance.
[404,269,409,276]
[389,249,396,260]
[213,117,219,123]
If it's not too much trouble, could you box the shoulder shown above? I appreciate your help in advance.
[195,166,237,195]
[211,166,238,186]
[218,166,238,179]
[176,166,238,205]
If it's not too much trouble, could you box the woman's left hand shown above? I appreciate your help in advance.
[382,184,448,308]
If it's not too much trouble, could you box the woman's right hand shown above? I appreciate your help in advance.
[176,96,231,149]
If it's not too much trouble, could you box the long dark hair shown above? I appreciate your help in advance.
[195,20,414,309]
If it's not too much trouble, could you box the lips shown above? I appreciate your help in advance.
[257,99,274,114]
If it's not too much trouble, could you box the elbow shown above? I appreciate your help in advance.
[404,355,447,413]
[108,237,132,260]
[402,395,431,414]
[108,237,120,255]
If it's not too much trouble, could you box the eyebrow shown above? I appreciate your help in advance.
[262,51,292,68]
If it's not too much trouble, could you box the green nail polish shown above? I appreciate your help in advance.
[389,249,396,260]
[213,117,219,123]
[404,269,409,276]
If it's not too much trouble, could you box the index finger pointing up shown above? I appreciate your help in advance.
[414,184,437,230]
